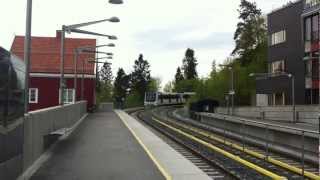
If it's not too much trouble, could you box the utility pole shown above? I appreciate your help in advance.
[59,18,119,105]
[24,0,32,113]
[73,49,79,102]
[59,27,66,105]
[230,67,235,115]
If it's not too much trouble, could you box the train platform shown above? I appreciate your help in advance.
[29,110,210,180]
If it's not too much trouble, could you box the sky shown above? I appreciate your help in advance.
[0,0,290,89]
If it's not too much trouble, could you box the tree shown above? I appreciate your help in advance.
[174,67,184,83]
[100,62,113,83]
[113,68,130,105]
[210,59,217,78]
[232,0,267,65]
[98,62,113,102]
[130,54,151,102]
[182,48,198,80]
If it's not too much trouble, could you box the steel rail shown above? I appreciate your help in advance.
[152,117,286,180]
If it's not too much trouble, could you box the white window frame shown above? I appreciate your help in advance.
[271,60,285,73]
[270,30,286,46]
[59,89,75,104]
[272,92,285,106]
[29,88,38,104]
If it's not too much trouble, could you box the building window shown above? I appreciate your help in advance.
[29,88,38,103]
[60,89,75,104]
[268,92,285,106]
[305,17,311,42]
[305,60,312,77]
[305,0,320,9]
[270,60,285,73]
[312,15,319,41]
[304,14,319,55]
[270,30,286,46]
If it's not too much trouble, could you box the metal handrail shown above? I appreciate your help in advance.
[198,112,318,134]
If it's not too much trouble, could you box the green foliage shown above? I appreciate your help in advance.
[193,38,267,106]
[174,67,184,83]
[124,91,143,108]
[182,48,198,80]
[112,53,153,108]
[100,62,113,83]
[97,62,113,103]
[210,60,217,78]
[98,83,113,103]
[148,77,161,92]
[131,54,151,102]
[174,1,268,106]
[233,0,267,65]
[174,79,200,93]
[173,48,199,92]
[113,68,130,105]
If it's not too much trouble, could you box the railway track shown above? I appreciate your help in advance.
[151,106,320,180]
[130,110,234,180]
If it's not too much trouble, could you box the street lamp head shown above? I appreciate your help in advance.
[104,62,112,66]
[109,0,123,4]
[106,53,113,56]
[107,43,116,47]
[287,74,292,78]
[108,35,118,40]
[249,73,255,77]
[109,17,120,23]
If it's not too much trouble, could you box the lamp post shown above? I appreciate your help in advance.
[81,57,113,100]
[74,45,115,102]
[24,0,122,108]
[24,0,32,113]
[220,64,234,115]
[249,72,296,122]
[59,18,119,105]
[109,0,123,4]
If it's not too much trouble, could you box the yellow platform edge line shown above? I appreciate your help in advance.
[173,119,320,180]
[115,111,172,180]
[152,117,286,180]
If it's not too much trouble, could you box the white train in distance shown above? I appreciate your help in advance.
[144,92,195,106]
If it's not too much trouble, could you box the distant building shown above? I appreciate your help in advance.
[255,0,319,106]
[11,31,96,111]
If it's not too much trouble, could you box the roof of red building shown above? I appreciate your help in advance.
[11,32,96,74]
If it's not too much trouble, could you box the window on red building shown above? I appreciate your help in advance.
[62,89,75,104]
[29,88,38,104]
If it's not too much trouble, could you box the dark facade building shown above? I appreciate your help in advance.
[256,0,319,106]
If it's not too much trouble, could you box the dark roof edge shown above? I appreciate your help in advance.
[268,0,303,15]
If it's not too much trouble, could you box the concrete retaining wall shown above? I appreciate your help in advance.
[193,112,318,164]
[23,101,87,172]
[0,119,24,180]
[216,105,318,124]
[99,102,114,112]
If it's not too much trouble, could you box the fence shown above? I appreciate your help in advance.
[194,112,318,167]
[216,105,318,124]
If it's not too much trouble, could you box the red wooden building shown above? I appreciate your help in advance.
[11,31,96,111]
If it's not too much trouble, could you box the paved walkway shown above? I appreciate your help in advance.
[31,111,164,180]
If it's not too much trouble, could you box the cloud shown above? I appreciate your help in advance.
[134,27,234,53]
[0,0,292,88]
